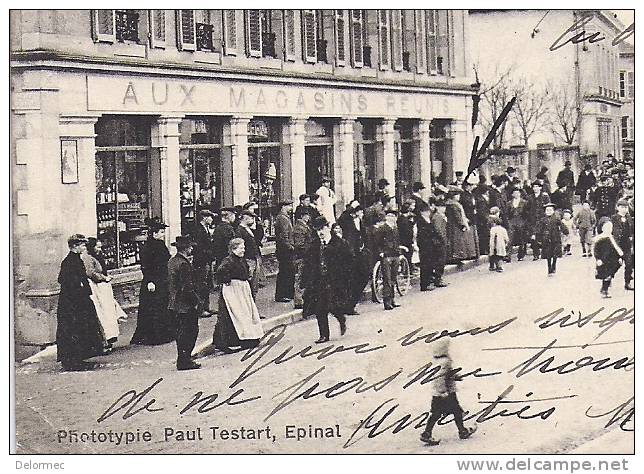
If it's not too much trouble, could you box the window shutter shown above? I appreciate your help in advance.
[426,10,437,74]
[391,10,403,71]
[334,10,347,66]
[92,10,116,42]
[149,10,166,48]
[627,71,634,98]
[301,10,317,63]
[436,10,450,75]
[283,10,296,61]
[414,10,426,74]
[246,10,262,57]
[223,10,238,55]
[176,10,196,51]
[621,116,629,139]
[350,10,364,67]
[378,10,390,70]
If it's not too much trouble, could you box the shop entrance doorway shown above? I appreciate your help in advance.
[305,145,334,195]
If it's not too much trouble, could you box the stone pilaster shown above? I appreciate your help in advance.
[377,119,396,193]
[333,117,356,208]
[285,117,307,202]
[228,115,252,205]
[416,119,432,189]
[450,119,470,181]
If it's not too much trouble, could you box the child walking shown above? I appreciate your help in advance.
[488,216,509,272]
[574,201,596,257]
[536,203,569,276]
[593,220,623,298]
[420,339,477,446]
[560,209,574,256]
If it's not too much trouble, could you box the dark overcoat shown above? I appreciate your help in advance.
[593,236,622,280]
[536,215,569,258]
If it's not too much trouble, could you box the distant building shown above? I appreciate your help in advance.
[11,9,476,349]
[618,41,634,162]
[470,10,630,161]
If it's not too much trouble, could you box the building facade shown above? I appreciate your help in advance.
[469,10,630,163]
[619,42,634,161]
[11,9,476,347]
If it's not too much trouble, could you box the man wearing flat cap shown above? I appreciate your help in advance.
[275,200,296,302]
[193,209,216,317]
[168,235,201,370]
[612,199,634,290]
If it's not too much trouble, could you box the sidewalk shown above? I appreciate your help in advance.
[21,256,488,366]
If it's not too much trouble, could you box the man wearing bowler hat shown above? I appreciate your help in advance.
[275,200,296,302]
[168,235,201,370]
[374,208,403,310]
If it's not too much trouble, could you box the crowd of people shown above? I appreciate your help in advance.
[55,155,634,372]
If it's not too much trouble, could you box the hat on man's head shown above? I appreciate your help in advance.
[543,202,556,209]
[278,200,293,208]
[220,207,237,215]
[350,204,363,213]
[171,235,195,251]
[312,216,329,230]
[378,178,390,188]
[146,217,169,232]
[242,200,258,210]
[67,233,88,247]
[241,210,256,219]
[412,181,426,192]
[199,209,216,219]
[617,199,630,207]
[455,171,464,177]
[533,179,544,187]
[506,166,516,174]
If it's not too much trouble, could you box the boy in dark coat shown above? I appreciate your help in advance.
[536,203,569,276]
[593,220,623,298]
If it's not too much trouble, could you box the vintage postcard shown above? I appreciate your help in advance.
[10,6,635,462]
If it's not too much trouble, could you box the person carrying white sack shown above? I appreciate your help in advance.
[82,237,127,352]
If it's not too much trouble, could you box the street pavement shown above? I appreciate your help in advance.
[14,246,634,454]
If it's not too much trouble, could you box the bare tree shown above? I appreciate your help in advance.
[546,80,582,145]
[511,78,550,146]
[474,64,515,149]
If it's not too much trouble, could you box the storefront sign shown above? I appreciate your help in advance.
[87,76,462,119]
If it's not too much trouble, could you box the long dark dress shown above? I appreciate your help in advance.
[131,238,175,345]
[445,200,477,262]
[213,255,260,350]
[56,252,104,366]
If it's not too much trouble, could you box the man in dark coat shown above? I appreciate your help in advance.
[593,176,620,223]
[551,185,573,212]
[274,200,295,302]
[192,209,216,317]
[506,187,529,261]
[236,210,261,298]
[576,164,597,202]
[488,175,508,227]
[374,208,402,310]
[56,234,104,371]
[293,207,314,310]
[526,180,551,259]
[340,204,369,314]
[475,188,491,255]
[168,236,201,371]
[301,217,347,344]
[556,161,575,211]
[212,208,237,270]
[611,199,634,290]
[411,181,429,216]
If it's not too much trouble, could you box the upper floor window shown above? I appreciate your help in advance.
[92,9,139,43]
[302,10,318,63]
[620,70,634,99]
[222,10,238,56]
[149,10,166,48]
[426,10,451,75]
[176,10,216,52]
[245,10,280,59]
[378,10,390,70]
[621,116,633,140]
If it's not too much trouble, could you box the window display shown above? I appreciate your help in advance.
[394,120,414,203]
[353,120,378,206]
[95,116,152,270]
[178,118,225,234]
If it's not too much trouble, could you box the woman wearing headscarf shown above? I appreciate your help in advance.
[82,237,127,352]
[131,219,176,345]
[56,234,104,371]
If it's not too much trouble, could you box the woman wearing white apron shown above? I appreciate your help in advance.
[82,238,127,351]
[316,176,337,224]
[212,238,264,353]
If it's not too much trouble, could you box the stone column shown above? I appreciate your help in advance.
[286,117,307,201]
[228,115,252,205]
[333,117,356,208]
[416,119,432,189]
[450,119,470,181]
[152,116,183,247]
[377,119,396,191]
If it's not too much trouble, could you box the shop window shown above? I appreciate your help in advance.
[178,118,226,235]
[353,120,379,206]
[248,119,287,239]
[95,117,153,270]
[394,121,414,203]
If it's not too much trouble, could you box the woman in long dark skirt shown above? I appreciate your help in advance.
[593,220,624,298]
[56,234,105,371]
[131,220,175,345]
[213,238,264,353]
[327,224,356,315]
